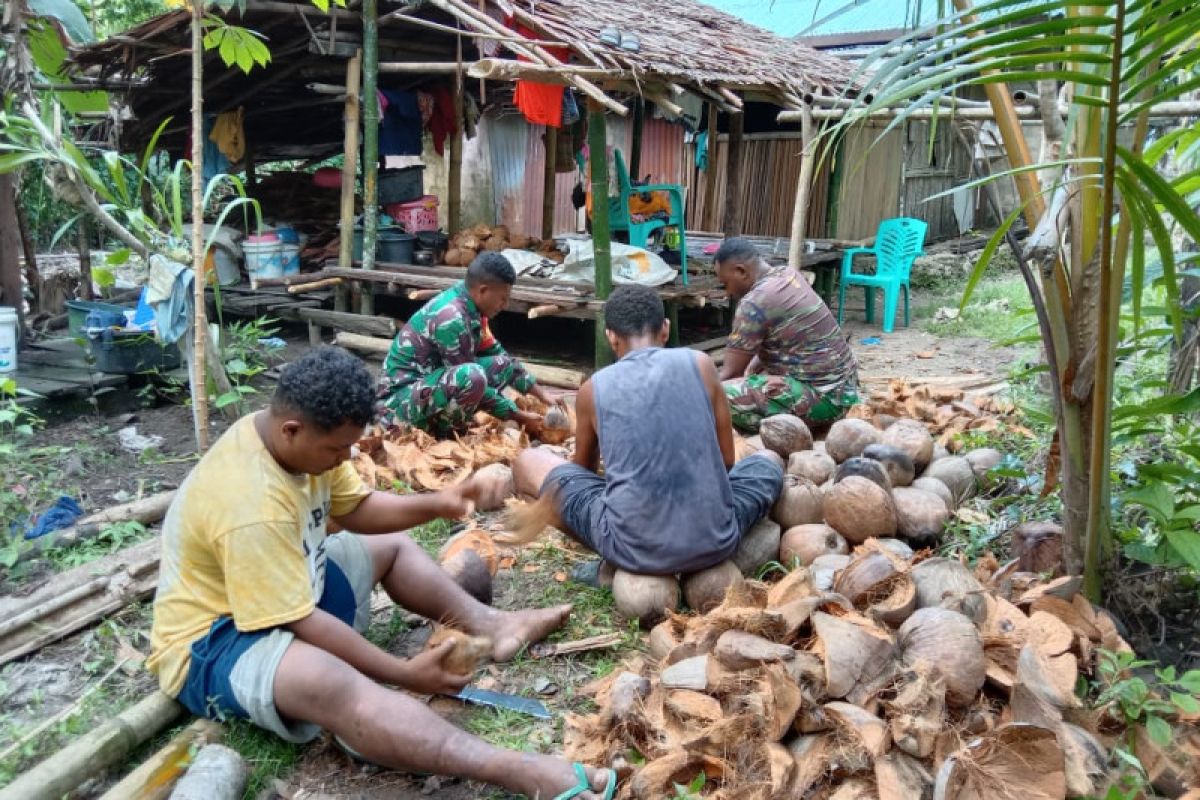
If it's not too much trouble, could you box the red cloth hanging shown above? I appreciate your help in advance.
[429,85,458,156]
[510,21,567,127]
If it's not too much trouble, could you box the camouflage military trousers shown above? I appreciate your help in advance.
[377,355,529,435]
[723,374,858,433]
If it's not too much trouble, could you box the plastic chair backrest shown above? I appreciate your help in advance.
[612,148,632,195]
[874,217,927,277]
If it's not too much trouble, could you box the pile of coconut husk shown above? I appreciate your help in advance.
[352,417,528,491]
[848,379,1033,451]
[443,224,564,267]
[566,544,1200,799]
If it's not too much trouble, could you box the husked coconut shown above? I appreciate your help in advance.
[682,560,744,612]
[881,419,935,471]
[733,518,783,575]
[921,456,977,503]
[898,607,986,708]
[931,443,951,462]
[780,524,847,567]
[753,448,787,472]
[822,476,898,544]
[911,557,986,622]
[788,451,836,485]
[875,538,915,560]
[965,447,1003,485]
[912,477,955,510]
[471,463,515,511]
[835,457,892,490]
[540,406,574,445]
[612,571,679,628]
[825,419,882,463]
[772,475,825,528]
[892,487,951,548]
[861,443,916,487]
[760,414,813,457]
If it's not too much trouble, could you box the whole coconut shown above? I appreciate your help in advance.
[612,571,679,628]
[788,451,836,485]
[912,477,955,511]
[732,518,783,575]
[825,419,882,463]
[861,443,916,487]
[835,457,892,490]
[471,463,515,511]
[931,443,951,462]
[753,448,787,472]
[921,456,977,504]
[892,487,951,548]
[822,476,898,544]
[898,607,986,708]
[964,447,1003,486]
[875,538,915,560]
[881,419,935,472]
[780,524,848,567]
[772,475,825,529]
[540,406,574,446]
[760,414,814,457]
[910,558,986,622]
[682,560,744,612]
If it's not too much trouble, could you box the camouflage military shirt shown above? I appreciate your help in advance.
[382,281,535,419]
[728,266,859,405]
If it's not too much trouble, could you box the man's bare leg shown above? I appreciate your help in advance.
[513,447,570,498]
[274,640,610,798]
[361,532,569,660]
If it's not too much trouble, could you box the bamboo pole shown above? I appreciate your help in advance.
[336,49,362,317]
[0,692,184,800]
[466,59,621,84]
[0,660,128,763]
[542,126,558,241]
[702,103,719,230]
[722,111,745,236]
[99,719,223,800]
[448,33,464,234]
[381,10,570,48]
[779,99,1200,123]
[588,100,614,368]
[787,103,817,268]
[189,0,208,451]
[360,1,379,316]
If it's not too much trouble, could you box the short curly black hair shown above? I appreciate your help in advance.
[604,283,664,337]
[714,236,761,266]
[466,252,517,287]
[272,346,375,430]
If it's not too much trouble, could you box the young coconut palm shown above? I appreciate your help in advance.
[818,0,1200,598]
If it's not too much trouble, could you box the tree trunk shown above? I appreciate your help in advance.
[190,2,209,451]
[14,192,39,313]
[0,175,24,334]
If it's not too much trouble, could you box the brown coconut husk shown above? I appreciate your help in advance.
[911,557,987,623]
[789,733,835,794]
[1058,722,1108,798]
[933,723,1066,800]
[1010,521,1064,575]
[625,750,729,800]
[897,607,986,709]
[825,700,892,758]
[766,566,818,607]
[885,665,947,758]
[875,750,934,800]
[424,625,493,674]
[713,629,796,671]
[437,527,500,574]
[648,613,689,662]
[811,610,896,701]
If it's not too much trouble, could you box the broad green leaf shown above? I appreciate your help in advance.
[1171,692,1200,715]
[106,248,132,265]
[1164,529,1200,572]
[1179,671,1200,694]
[310,0,330,13]
[1122,483,1174,522]
[1145,715,1172,747]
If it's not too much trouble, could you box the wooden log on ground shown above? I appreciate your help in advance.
[287,277,343,294]
[296,307,396,338]
[0,539,160,665]
[17,490,176,563]
[168,743,248,800]
[334,332,586,388]
[250,269,337,289]
[0,692,184,800]
[100,718,222,800]
[407,288,440,301]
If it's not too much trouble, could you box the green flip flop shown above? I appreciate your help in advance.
[554,763,616,800]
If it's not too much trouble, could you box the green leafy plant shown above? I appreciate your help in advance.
[672,772,706,799]
[1095,649,1200,748]
[47,520,149,570]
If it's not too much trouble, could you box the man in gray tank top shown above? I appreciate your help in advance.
[513,285,784,577]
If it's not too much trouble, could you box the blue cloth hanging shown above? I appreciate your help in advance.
[695,131,709,172]
[378,89,423,156]
[202,114,230,181]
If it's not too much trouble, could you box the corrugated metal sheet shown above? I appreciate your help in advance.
[487,114,533,233]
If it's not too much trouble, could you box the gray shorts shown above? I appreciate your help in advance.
[227,532,374,743]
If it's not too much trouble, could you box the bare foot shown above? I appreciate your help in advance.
[504,753,612,799]
[485,604,572,661]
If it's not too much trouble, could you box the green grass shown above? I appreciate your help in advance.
[915,275,1037,344]
[223,718,302,799]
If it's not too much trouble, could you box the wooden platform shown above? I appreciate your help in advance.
[11,338,129,402]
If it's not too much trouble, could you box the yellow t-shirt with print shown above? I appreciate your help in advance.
[147,414,370,697]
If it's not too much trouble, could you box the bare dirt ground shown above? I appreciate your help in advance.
[0,297,1023,799]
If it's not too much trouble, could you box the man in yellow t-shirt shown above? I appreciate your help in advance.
[148,347,615,800]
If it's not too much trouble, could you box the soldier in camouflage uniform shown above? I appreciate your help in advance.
[376,253,559,435]
[714,237,859,432]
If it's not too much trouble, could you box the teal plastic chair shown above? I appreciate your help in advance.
[837,217,927,333]
[608,149,689,285]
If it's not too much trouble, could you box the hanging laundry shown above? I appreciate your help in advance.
[209,107,245,162]
[417,91,436,126]
[695,130,709,172]
[378,89,423,156]
[561,89,580,126]
[511,21,568,127]
[428,85,458,156]
[192,114,230,181]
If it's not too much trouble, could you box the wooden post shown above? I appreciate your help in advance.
[722,111,745,236]
[360,0,379,316]
[448,35,464,234]
[337,50,362,312]
[14,198,38,314]
[702,103,719,230]
[77,218,93,301]
[787,103,816,269]
[630,95,645,181]
[189,0,209,451]
[542,126,558,241]
[587,101,613,368]
[0,175,23,335]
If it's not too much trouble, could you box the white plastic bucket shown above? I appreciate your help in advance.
[0,306,17,374]
[212,246,241,285]
[280,243,301,275]
[243,240,284,279]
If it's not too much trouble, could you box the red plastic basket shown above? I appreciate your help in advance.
[385,196,440,232]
